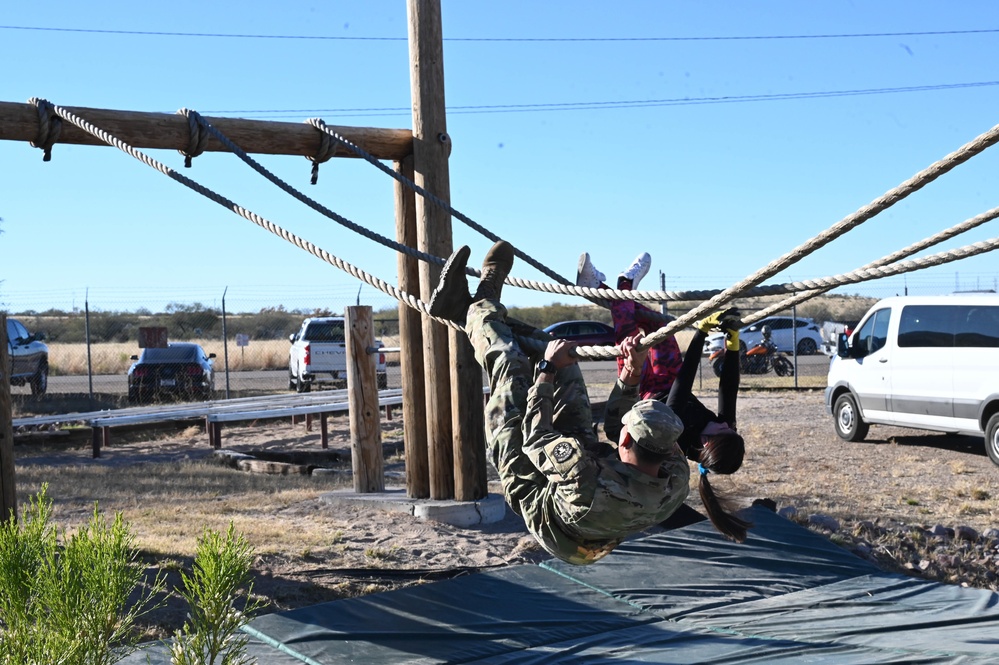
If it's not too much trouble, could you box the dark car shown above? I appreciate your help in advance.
[128,342,216,404]
[5,317,49,396]
[543,320,617,347]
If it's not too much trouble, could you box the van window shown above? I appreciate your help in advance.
[898,305,956,348]
[955,305,999,348]
[854,308,891,356]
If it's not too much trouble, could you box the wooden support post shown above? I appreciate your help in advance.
[306,413,313,432]
[394,156,430,498]
[346,306,384,493]
[320,412,329,450]
[102,427,111,450]
[0,101,414,160]
[452,332,488,500]
[212,422,222,450]
[384,405,393,421]
[0,314,16,522]
[91,427,101,459]
[408,0,456,500]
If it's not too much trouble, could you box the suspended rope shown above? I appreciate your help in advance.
[29,98,462,334]
[745,205,999,325]
[306,118,577,287]
[634,119,999,351]
[25,98,999,363]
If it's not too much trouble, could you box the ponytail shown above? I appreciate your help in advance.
[698,430,751,542]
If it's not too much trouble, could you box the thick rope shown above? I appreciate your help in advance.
[307,118,577,287]
[31,99,464,336]
[745,205,999,324]
[306,123,336,185]
[27,97,61,161]
[177,108,209,168]
[178,110,450,271]
[636,119,999,350]
[27,98,999,364]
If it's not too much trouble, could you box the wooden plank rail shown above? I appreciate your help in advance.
[0,101,414,160]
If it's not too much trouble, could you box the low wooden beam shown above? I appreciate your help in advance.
[0,101,414,161]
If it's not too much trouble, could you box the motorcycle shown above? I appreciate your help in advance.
[709,334,794,378]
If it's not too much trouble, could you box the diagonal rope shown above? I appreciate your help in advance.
[744,205,999,324]
[634,120,999,350]
[30,98,464,336]
[178,109,450,271]
[307,118,576,287]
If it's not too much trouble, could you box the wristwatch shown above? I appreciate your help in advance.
[537,359,557,374]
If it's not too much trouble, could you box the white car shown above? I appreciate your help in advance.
[703,316,824,356]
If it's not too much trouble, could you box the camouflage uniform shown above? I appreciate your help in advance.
[466,299,690,565]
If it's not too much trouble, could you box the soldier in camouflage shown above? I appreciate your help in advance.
[429,240,691,565]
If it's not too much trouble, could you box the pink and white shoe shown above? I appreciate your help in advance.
[576,252,607,289]
[619,252,651,290]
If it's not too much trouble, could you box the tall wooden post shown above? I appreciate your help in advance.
[394,156,430,498]
[345,306,385,493]
[408,0,456,499]
[0,314,16,522]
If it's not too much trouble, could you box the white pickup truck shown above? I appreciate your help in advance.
[288,316,388,392]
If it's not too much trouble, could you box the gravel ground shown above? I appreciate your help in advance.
[11,388,999,638]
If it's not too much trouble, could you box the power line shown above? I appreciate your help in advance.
[3,24,999,42]
[203,80,999,118]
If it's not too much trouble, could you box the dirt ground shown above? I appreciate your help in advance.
[11,387,999,638]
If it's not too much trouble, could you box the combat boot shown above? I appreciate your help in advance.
[428,245,472,323]
[472,240,514,302]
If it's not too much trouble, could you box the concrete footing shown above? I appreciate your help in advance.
[319,486,507,528]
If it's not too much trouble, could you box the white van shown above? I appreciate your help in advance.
[825,294,999,465]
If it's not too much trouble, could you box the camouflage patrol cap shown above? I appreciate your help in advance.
[621,400,684,455]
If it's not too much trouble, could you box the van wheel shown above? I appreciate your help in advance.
[833,393,869,442]
[711,358,725,378]
[986,413,999,467]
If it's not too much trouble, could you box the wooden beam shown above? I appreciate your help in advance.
[0,101,414,161]
[0,315,16,522]
[409,0,456,500]
[395,156,431,499]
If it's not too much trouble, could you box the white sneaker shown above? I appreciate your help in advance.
[619,252,652,289]
[576,252,606,288]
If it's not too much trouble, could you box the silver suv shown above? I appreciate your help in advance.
[5,317,49,396]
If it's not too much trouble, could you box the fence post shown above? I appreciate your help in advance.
[346,306,384,493]
[1,314,17,522]
[85,294,94,402]
[222,286,231,400]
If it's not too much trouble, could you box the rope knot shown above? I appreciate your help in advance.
[28,97,62,162]
[306,117,338,185]
[177,108,209,167]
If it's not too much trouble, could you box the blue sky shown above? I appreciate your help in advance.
[2,1,999,315]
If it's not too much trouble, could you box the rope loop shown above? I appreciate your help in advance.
[28,97,62,162]
[177,108,209,168]
[305,117,337,185]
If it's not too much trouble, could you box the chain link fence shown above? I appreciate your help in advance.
[5,288,403,411]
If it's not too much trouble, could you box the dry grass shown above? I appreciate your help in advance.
[47,335,403,376]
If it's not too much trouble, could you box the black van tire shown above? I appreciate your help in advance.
[986,413,999,467]
[834,393,869,442]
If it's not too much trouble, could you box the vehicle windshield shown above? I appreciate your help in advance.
[142,346,198,362]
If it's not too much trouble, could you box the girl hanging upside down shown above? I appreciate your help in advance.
[577,251,751,542]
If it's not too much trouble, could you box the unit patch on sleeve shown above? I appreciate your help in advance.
[552,441,575,463]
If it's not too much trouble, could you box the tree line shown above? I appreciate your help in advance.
[8,293,877,344]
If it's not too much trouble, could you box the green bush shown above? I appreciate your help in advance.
[0,485,166,665]
[169,523,264,665]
